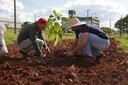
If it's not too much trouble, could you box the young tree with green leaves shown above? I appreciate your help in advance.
[47,10,63,46]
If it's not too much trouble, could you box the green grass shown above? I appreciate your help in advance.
[4,29,128,50]
[4,29,75,45]
[112,34,128,53]
[43,31,75,40]
[4,29,19,45]
[61,33,75,39]
[3,29,128,53]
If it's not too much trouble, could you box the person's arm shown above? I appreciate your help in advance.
[70,31,79,50]
[37,31,50,52]
[66,32,88,57]
[29,29,42,55]
[70,39,78,51]
[37,31,44,40]
[38,31,46,48]
[72,32,88,53]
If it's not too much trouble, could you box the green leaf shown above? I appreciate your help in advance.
[56,14,62,20]
[50,33,55,40]
[54,35,59,46]
[48,18,53,22]
[57,16,60,20]
[53,10,57,16]
[53,18,56,22]
[56,34,60,39]
[54,38,58,46]
[59,27,63,31]
[46,31,50,38]
[47,22,52,29]
[58,32,62,39]
[49,15,54,18]
[54,22,60,32]
[57,14,62,17]
[47,9,63,46]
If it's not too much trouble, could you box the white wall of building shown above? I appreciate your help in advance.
[0,17,21,28]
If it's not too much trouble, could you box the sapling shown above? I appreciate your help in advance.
[46,9,63,57]
[47,9,63,46]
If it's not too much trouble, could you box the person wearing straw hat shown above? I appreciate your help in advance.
[17,18,50,58]
[65,18,110,61]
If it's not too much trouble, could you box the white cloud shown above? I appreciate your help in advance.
[60,0,127,28]
[18,8,52,22]
[0,0,24,18]
[39,0,126,28]
[18,12,34,22]
[0,0,23,12]
[0,0,127,28]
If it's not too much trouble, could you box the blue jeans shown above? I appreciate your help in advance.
[79,33,110,56]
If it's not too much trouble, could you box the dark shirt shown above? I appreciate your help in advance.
[17,22,44,54]
[75,24,108,39]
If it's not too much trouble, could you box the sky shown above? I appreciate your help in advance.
[0,0,128,29]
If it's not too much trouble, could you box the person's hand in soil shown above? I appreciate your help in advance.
[65,51,74,57]
[45,45,51,53]
[34,53,46,58]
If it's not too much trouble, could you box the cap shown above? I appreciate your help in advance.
[37,18,47,25]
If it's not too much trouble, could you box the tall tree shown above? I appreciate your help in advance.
[115,15,128,38]
[100,27,115,35]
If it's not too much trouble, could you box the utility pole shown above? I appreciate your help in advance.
[110,20,111,29]
[85,9,91,24]
[34,15,41,21]
[14,0,16,34]
[110,20,112,36]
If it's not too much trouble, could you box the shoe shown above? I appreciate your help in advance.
[95,52,105,61]
[20,50,28,57]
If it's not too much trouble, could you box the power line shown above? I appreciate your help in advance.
[85,9,91,24]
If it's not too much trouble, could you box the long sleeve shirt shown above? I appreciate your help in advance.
[17,22,44,54]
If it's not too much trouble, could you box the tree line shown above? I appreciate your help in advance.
[115,15,128,38]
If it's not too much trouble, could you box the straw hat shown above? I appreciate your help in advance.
[66,18,86,29]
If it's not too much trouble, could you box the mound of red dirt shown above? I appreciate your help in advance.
[0,38,128,85]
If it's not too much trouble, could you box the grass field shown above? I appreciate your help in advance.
[4,29,19,45]
[112,34,128,53]
[4,29,128,53]
[4,29,75,45]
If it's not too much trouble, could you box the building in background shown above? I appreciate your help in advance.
[77,16,100,28]
[0,17,21,28]
[68,10,76,19]
[62,10,100,31]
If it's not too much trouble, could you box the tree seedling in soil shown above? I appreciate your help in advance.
[46,9,63,57]
[47,9,63,46]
